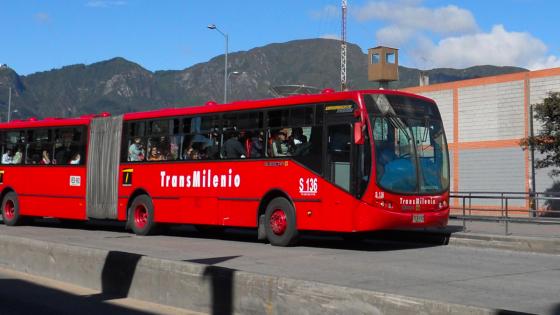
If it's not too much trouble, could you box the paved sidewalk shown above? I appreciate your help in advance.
[446,218,560,238]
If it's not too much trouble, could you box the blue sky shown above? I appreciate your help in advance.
[1,0,559,75]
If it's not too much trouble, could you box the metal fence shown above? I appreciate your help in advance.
[450,191,560,235]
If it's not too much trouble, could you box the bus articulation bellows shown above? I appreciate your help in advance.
[0,89,450,246]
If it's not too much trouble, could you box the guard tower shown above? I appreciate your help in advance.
[368,46,399,88]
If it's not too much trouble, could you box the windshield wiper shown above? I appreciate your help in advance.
[387,115,411,142]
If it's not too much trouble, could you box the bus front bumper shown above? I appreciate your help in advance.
[355,204,450,232]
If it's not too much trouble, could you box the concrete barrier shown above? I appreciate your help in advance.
[0,234,503,315]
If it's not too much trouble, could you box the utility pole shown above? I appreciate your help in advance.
[340,0,347,91]
[7,87,12,122]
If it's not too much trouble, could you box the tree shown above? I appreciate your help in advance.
[521,92,560,176]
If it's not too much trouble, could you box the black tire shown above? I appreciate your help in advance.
[264,197,298,246]
[128,194,158,236]
[2,192,25,226]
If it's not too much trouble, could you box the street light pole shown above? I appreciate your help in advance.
[207,24,229,104]
[227,71,242,100]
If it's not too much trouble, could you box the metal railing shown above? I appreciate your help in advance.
[449,191,560,235]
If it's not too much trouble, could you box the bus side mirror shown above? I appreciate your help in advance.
[354,121,365,145]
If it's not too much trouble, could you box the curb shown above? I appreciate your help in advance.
[0,234,503,315]
[448,232,560,254]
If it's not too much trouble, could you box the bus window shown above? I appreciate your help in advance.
[222,128,247,159]
[54,128,75,164]
[128,122,145,138]
[238,112,263,130]
[148,120,170,135]
[268,109,289,128]
[244,130,265,158]
[327,124,352,191]
[292,126,322,174]
[2,131,25,165]
[269,129,290,157]
[290,107,314,126]
[127,136,146,162]
[26,129,53,165]
[182,115,221,161]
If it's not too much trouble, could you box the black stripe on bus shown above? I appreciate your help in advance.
[19,194,84,199]
[151,196,181,200]
[217,197,260,202]
[292,198,321,203]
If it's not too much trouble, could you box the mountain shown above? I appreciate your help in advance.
[0,39,527,120]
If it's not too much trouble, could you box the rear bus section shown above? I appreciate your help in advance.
[0,121,90,224]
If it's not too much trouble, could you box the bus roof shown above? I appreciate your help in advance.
[122,89,435,121]
[0,116,93,130]
[0,89,434,128]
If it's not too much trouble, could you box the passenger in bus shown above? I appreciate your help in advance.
[191,149,202,160]
[272,131,290,157]
[169,137,179,160]
[147,147,164,161]
[69,153,81,165]
[55,144,72,164]
[250,131,265,158]
[288,127,308,155]
[291,127,308,144]
[222,130,246,159]
[12,147,23,164]
[158,136,171,159]
[2,149,13,164]
[128,137,145,161]
[184,146,194,160]
[40,150,51,165]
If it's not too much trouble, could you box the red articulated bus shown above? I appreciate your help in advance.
[0,89,450,246]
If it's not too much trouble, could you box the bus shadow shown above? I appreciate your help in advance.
[28,218,453,252]
[164,226,452,252]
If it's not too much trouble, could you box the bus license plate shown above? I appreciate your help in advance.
[412,214,424,223]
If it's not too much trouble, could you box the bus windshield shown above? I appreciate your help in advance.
[365,94,449,195]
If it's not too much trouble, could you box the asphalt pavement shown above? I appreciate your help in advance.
[0,221,558,314]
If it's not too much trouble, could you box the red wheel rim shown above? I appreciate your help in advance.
[134,204,148,229]
[4,200,15,220]
[270,209,287,235]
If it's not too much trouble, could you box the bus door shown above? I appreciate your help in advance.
[86,115,123,219]
[324,104,356,195]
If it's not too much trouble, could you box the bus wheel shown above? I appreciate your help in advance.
[264,197,298,246]
[128,195,158,236]
[2,192,25,226]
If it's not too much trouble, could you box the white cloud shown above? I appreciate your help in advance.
[86,1,126,8]
[354,1,478,35]
[526,56,560,70]
[34,12,51,24]
[310,4,339,20]
[413,25,558,70]
[321,34,340,40]
[375,26,415,47]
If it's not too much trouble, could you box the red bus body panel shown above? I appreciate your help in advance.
[116,159,448,232]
